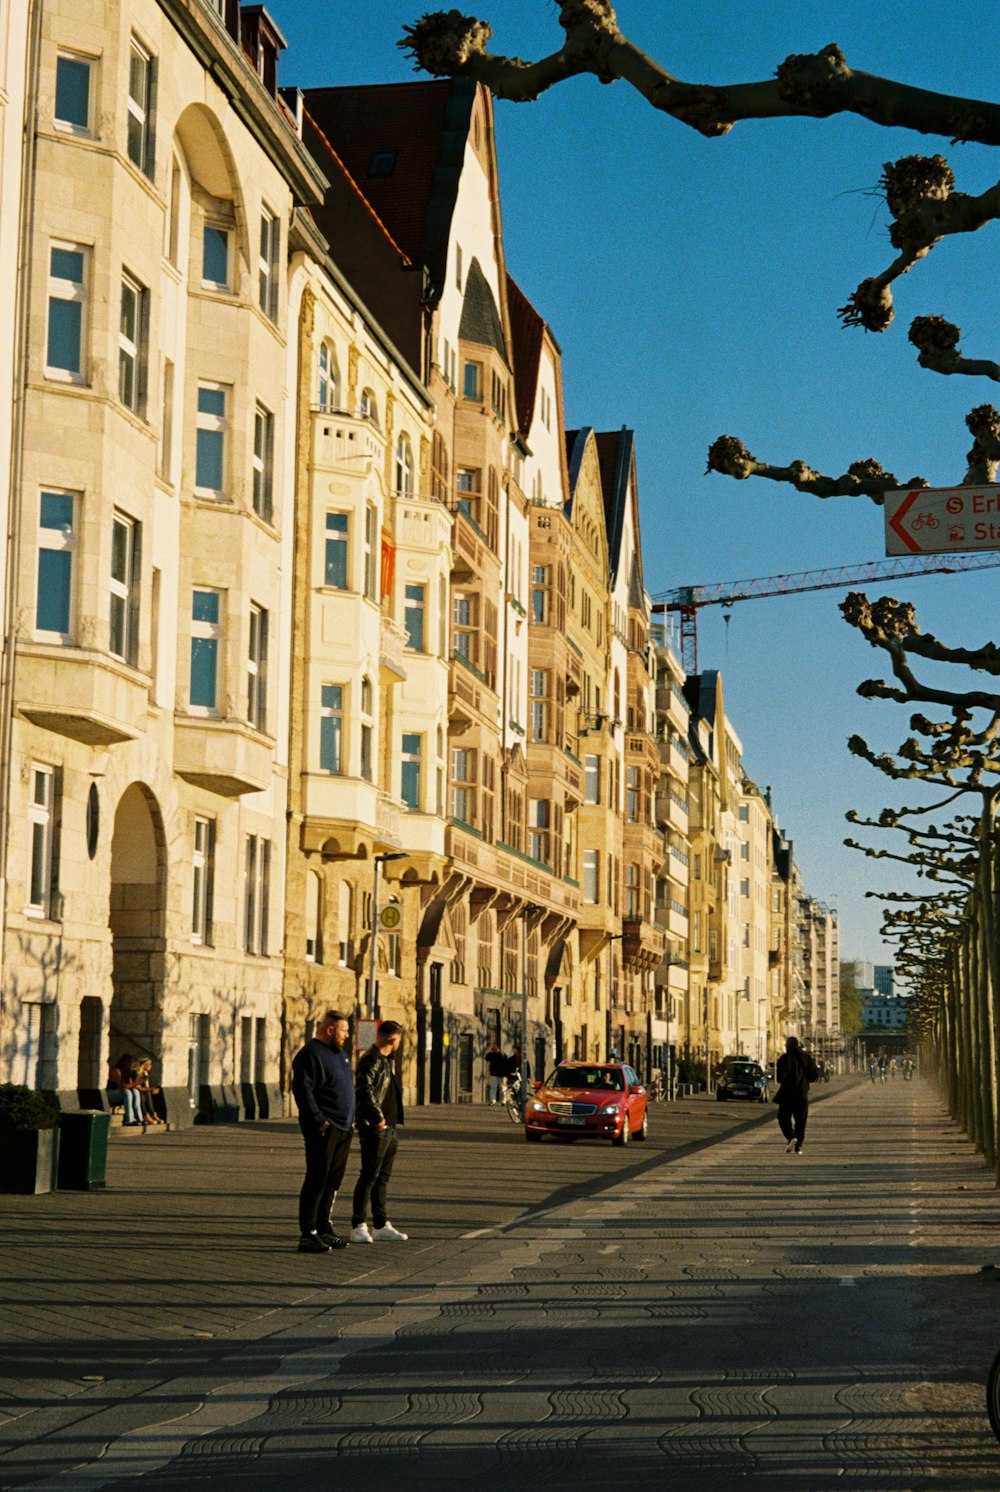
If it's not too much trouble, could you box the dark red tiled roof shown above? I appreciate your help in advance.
[506,275,544,440]
[301,81,453,267]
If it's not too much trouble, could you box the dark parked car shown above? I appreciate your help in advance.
[715,1059,769,1102]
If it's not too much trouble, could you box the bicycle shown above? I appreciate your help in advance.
[502,1069,522,1123]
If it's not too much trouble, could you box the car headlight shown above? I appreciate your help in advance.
[529,1100,547,1113]
[600,1103,621,1116]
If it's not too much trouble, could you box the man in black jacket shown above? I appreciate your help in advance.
[291,1011,355,1253]
[775,1035,819,1155]
[350,1021,407,1243]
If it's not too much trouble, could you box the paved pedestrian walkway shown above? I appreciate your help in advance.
[1,1079,998,1489]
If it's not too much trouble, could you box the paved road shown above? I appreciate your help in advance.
[1,1079,998,1489]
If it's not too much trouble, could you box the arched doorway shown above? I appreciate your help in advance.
[108,784,166,1067]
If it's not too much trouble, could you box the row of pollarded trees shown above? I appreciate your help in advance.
[402,5,1000,1166]
[840,592,1000,1177]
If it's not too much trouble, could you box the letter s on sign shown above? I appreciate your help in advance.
[946,496,964,514]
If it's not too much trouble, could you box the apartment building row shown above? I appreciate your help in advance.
[0,0,837,1117]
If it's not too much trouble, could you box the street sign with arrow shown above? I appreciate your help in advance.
[885,485,1000,556]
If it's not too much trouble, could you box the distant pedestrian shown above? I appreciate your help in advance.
[351,1021,408,1244]
[775,1036,819,1155]
[291,1011,355,1254]
[485,1041,507,1104]
[868,1056,879,1084]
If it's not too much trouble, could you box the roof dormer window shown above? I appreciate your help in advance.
[368,149,397,178]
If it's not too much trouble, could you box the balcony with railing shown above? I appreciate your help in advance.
[311,408,385,475]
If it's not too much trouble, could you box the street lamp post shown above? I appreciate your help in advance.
[368,852,407,1019]
[520,903,543,1116]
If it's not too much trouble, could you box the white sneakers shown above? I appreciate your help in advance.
[373,1222,408,1242]
[351,1220,408,1243]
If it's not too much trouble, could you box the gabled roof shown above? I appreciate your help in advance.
[506,274,544,440]
[595,428,634,587]
[460,257,508,363]
[301,78,475,300]
[685,669,721,727]
[565,426,589,515]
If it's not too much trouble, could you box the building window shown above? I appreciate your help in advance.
[325,511,348,588]
[305,870,322,963]
[455,243,463,290]
[404,583,425,651]
[36,491,76,638]
[626,766,639,823]
[195,383,228,496]
[452,593,477,665]
[55,53,93,133]
[189,588,222,711]
[456,467,481,525]
[118,273,148,414]
[243,834,270,955]
[26,765,60,919]
[202,225,231,289]
[191,816,215,944]
[462,361,482,402]
[360,676,373,782]
[46,244,88,381]
[252,403,274,522]
[258,208,279,319]
[583,849,599,904]
[318,341,338,409]
[320,684,343,773]
[246,604,268,730]
[530,669,548,743]
[401,733,422,811]
[450,748,475,825]
[394,434,414,496]
[430,432,449,502]
[338,880,353,966]
[625,863,639,918]
[368,148,397,177]
[359,387,379,425]
[532,565,550,624]
[109,512,139,664]
[490,369,506,422]
[363,503,377,599]
[126,37,154,176]
[584,753,600,804]
[528,799,549,866]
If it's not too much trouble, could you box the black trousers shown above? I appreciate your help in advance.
[351,1125,398,1229]
[777,1096,809,1145]
[298,1124,353,1234]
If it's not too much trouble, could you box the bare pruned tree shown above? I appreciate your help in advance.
[402,6,1000,496]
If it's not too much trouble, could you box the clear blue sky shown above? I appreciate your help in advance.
[277,1,999,965]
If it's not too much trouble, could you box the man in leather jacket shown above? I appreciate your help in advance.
[350,1021,408,1243]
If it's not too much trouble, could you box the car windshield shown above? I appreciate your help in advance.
[548,1067,624,1091]
[730,1065,759,1080]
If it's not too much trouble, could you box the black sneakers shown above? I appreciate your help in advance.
[297,1231,331,1253]
[319,1231,350,1250]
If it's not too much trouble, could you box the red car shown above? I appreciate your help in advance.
[525,1061,649,1145]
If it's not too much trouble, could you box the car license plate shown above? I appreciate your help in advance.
[556,1116,586,1126]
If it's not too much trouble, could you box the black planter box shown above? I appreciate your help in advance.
[0,1126,59,1194]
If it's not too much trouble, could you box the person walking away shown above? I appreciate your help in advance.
[291,1011,355,1254]
[868,1056,879,1084]
[775,1035,819,1155]
[351,1021,407,1244]
[485,1041,506,1105]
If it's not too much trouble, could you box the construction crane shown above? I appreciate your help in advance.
[650,552,1000,674]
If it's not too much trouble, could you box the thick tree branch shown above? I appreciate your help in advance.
[400,14,1000,145]
[909,317,1000,382]
[704,438,925,503]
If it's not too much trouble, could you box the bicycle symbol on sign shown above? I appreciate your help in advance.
[911,512,940,531]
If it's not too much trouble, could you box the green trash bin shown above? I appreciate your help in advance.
[57,1110,110,1190]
